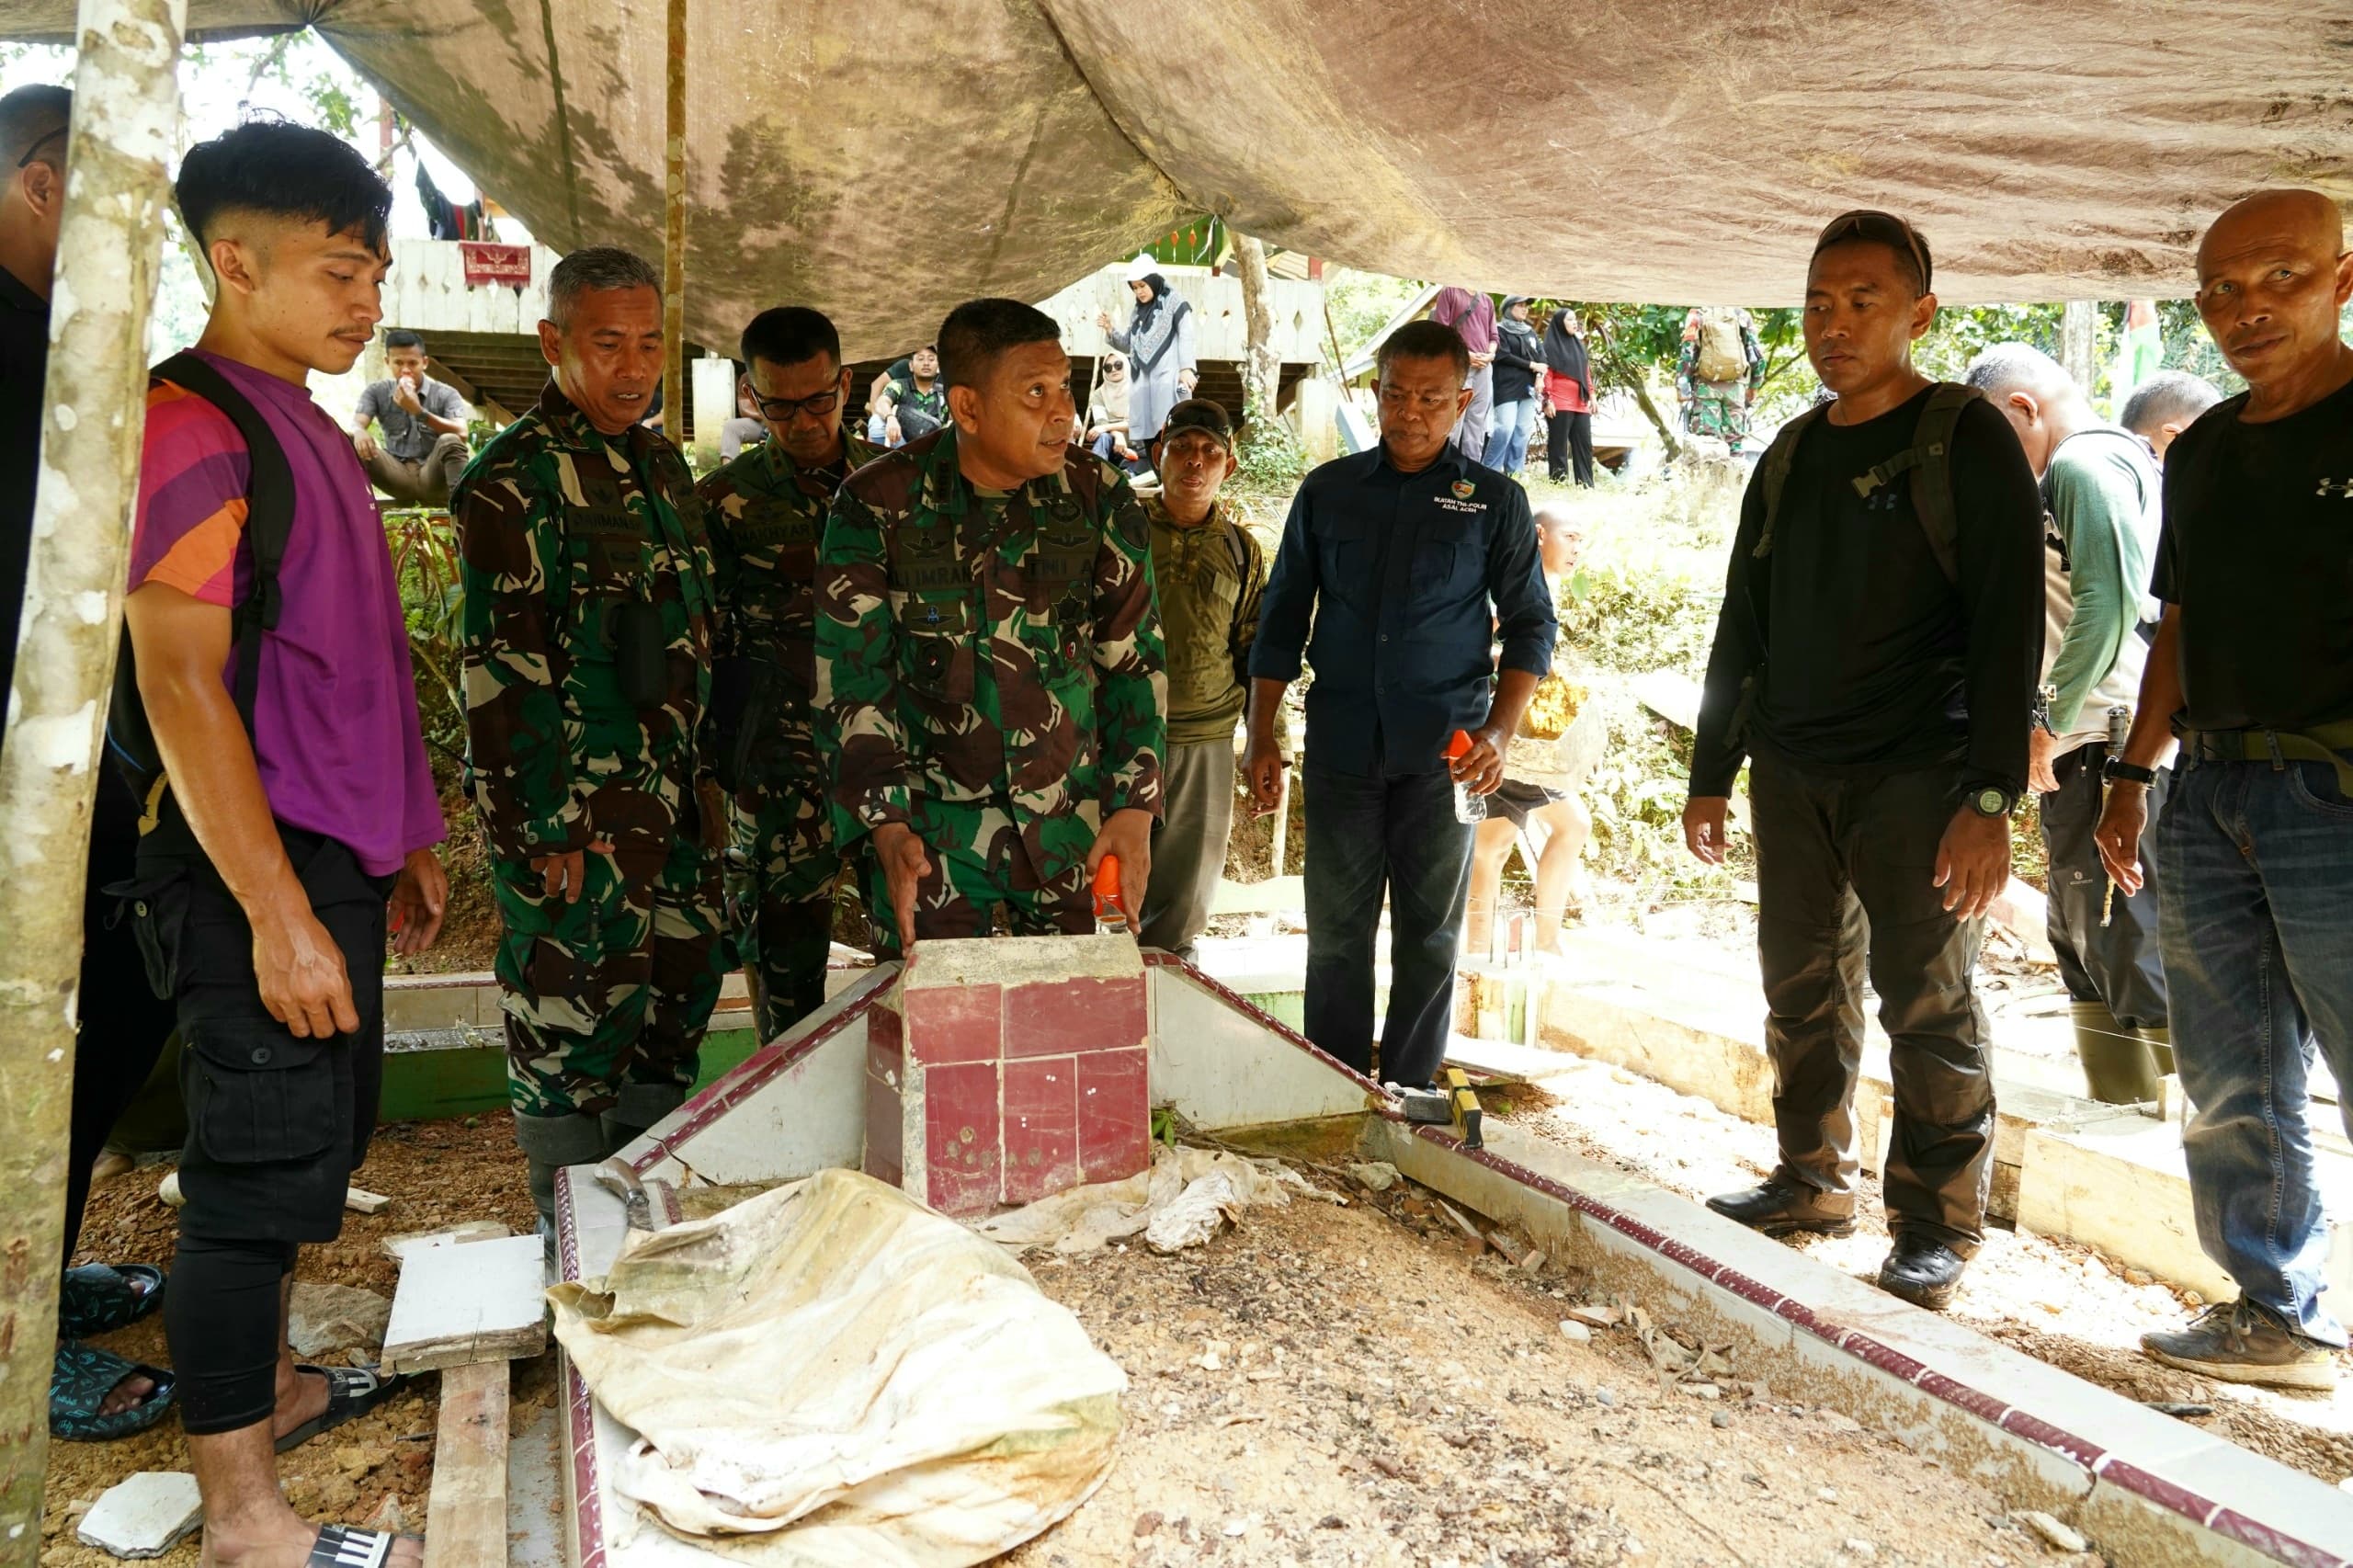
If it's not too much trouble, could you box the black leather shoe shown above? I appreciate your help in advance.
[1703,1178,1856,1237]
[1878,1233,1968,1311]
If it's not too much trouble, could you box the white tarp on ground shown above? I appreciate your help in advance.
[548,1167,1124,1568]
[11,2,2350,347]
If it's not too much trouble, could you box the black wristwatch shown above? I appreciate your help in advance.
[2103,756,2158,787]
[1966,785,2018,819]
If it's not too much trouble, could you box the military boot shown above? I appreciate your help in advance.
[513,1109,608,1260]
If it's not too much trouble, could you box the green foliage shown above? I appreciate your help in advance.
[383,508,466,767]
[1322,270,1424,361]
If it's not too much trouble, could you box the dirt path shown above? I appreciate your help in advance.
[1010,1185,2096,1568]
[39,1115,545,1565]
[1493,1053,2353,1488]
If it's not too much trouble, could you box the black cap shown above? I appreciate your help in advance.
[1158,398,1236,449]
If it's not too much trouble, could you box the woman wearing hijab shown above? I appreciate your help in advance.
[1097,252,1197,453]
[1542,309,1597,488]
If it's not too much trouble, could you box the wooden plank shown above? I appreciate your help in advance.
[345,1185,392,1215]
[382,1233,548,1374]
[421,1358,510,1568]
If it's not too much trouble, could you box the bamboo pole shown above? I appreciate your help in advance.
[661,0,687,445]
[0,0,184,1553]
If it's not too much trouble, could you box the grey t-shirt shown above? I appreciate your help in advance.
[356,375,471,462]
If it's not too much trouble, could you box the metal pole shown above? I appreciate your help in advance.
[0,0,184,1552]
[661,0,687,446]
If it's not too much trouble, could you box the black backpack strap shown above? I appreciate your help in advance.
[150,352,297,738]
[1752,402,1827,563]
[1849,381,1977,586]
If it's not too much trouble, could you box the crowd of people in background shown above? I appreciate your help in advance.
[5,70,2351,1568]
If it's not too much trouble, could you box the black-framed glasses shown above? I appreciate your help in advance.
[16,125,66,170]
[1815,209,1932,293]
[750,387,842,422]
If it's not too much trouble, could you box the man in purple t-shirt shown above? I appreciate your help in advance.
[1430,285,1499,460]
[121,124,443,1568]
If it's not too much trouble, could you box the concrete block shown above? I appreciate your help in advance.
[1150,961,1369,1132]
[77,1471,202,1558]
[868,935,1151,1216]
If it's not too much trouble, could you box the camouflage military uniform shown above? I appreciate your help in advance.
[1677,308,1768,452]
[698,425,880,1039]
[454,381,725,1165]
[814,426,1166,955]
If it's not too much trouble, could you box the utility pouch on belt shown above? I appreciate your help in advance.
[610,599,669,707]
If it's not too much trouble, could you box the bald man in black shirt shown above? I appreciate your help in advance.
[2098,189,2353,1392]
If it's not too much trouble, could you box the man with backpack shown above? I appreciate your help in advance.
[455,246,726,1235]
[1684,210,2042,1312]
[1965,344,2173,1105]
[1678,306,1766,454]
[1135,400,1268,964]
[119,121,447,1568]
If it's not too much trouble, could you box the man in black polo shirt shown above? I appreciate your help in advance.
[1245,319,1555,1094]
[0,81,182,1437]
[1685,211,2042,1311]
[2097,188,2353,1392]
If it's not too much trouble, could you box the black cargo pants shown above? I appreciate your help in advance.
[1749,752,1997,1252]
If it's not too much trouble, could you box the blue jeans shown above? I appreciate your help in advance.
[1302,764,1473,1088]
[1481,399,1532,473]
[2160,752,2353,1346]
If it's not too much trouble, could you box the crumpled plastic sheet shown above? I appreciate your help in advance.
[972,1144,1343,1256]
[549,1167,1125,1567]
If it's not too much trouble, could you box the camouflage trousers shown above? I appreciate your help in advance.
[492,828,726,1121]
[1685,384,1756,451]
[859,797,1095,959]
[726,780,843,1040]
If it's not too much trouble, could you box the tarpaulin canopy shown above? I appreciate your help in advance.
[11,0,2350,353]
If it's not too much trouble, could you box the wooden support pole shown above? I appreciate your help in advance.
[661,0,687,447]
[0,0,184,1556]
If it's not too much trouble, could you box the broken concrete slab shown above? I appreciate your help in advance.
[380,1219,511,1263]
[76,1471,201,1559]
[382,1233,548,1374]
[287,1281,392,1359]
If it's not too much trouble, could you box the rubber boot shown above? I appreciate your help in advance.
[601,1084,688,1158]
[513,1110,608,1236]
[2072,1000,2162,1106]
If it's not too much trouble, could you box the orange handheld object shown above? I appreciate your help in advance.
[1093,856,1126,924]
[1444,729,1473,762]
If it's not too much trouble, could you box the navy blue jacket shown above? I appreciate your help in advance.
[1252,442,1554,778]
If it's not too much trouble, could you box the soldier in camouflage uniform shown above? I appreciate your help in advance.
[1677,306,1768,453]
[698,306,879,1040]
[815,297,1166,954]
[453,246,725,1225]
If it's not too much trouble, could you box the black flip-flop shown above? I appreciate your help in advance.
[51,1341,175,1441]
[275,1363,407,1454]
[307,1524,420,1568]
[58,1262,165,1338]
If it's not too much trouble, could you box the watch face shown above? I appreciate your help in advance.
[1975,788,2009,816]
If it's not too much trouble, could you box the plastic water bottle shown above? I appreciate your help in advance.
[1093,855,1130,933]
[1443,730,1487,825]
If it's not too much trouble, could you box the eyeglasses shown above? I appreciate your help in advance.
[751,387,842,422]
[1815,209,1932,293]
[16,125,66,170]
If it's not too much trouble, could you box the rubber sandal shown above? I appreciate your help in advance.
[58,1262,165,1338]
[50,1341,175,1441]
[308,1523,419,1568]
[276,1363,408,1454]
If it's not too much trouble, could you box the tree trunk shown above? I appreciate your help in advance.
[660,0,688,448]
[0,0,184,1553]
[1231,233,1280,428]
[2059,300,2099,395]
[1590,328,1681,460]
